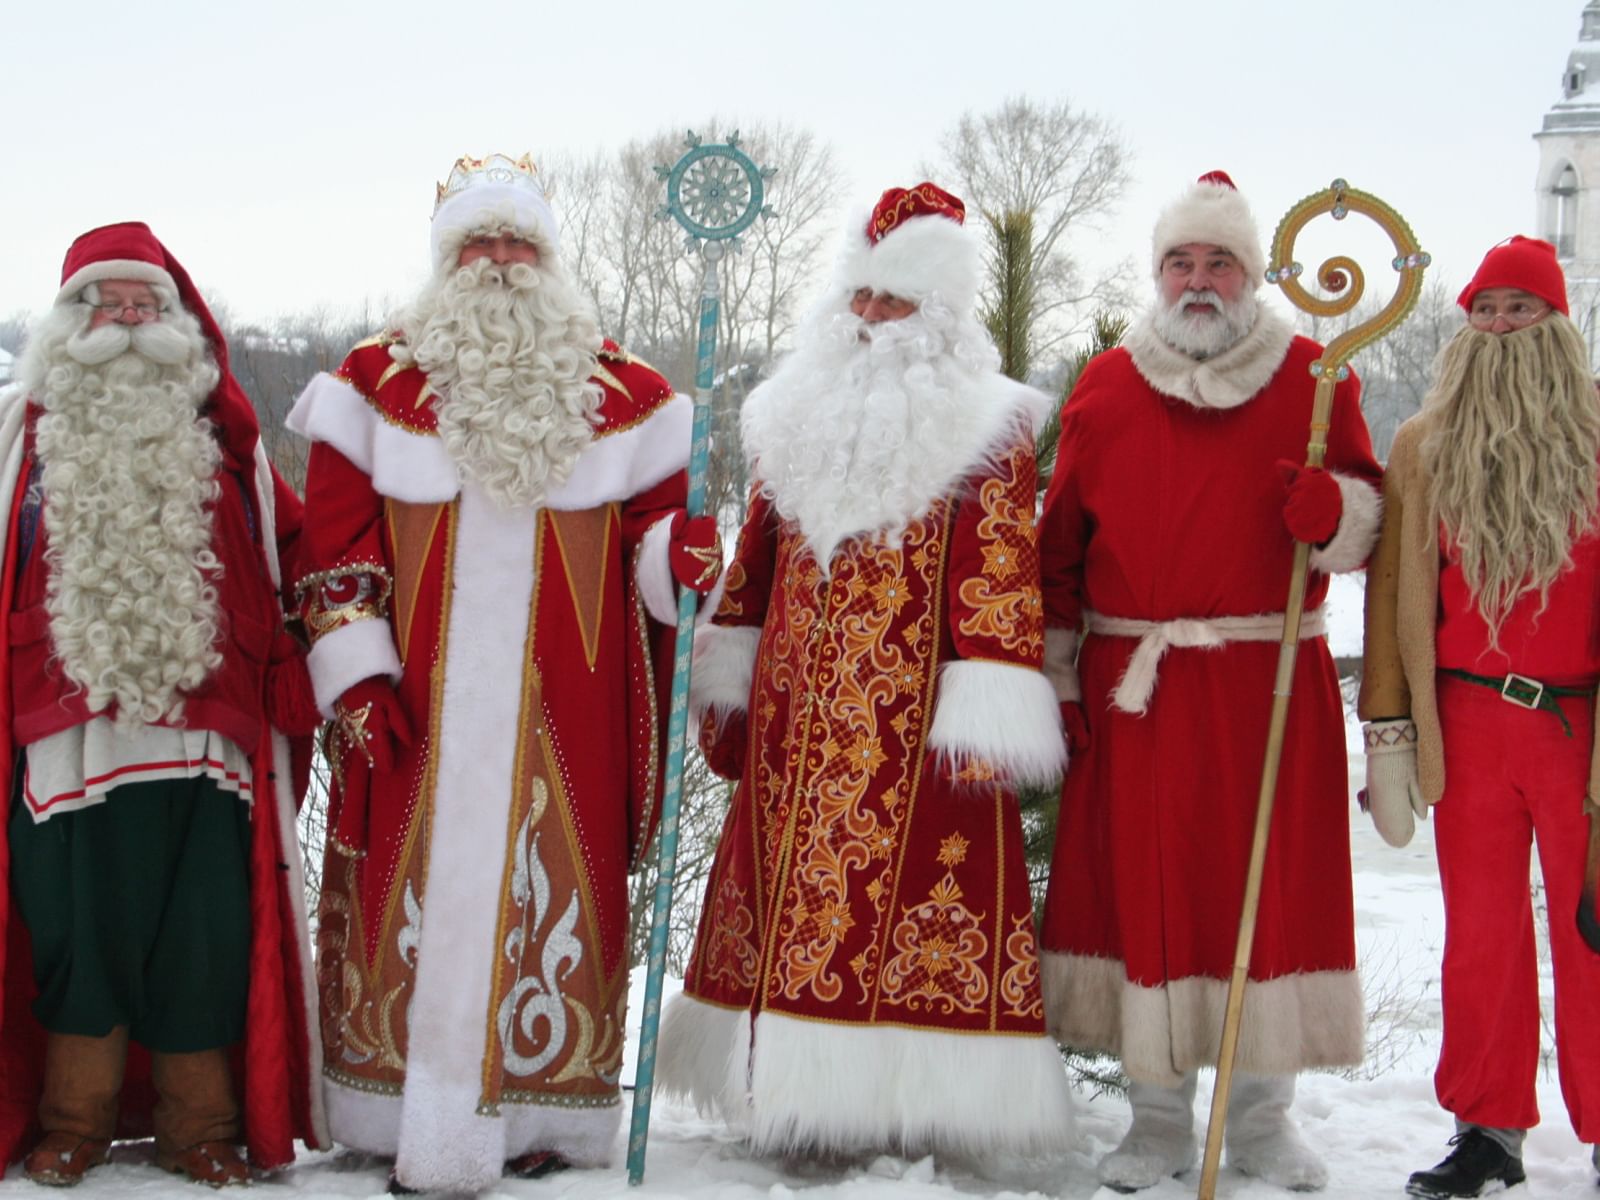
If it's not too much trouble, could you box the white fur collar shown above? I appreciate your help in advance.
[1125,305,1294,410]
[744,373,1049,569]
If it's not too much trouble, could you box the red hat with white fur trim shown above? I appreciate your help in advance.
[430,153,560,275]
[1150,170,1266,288]
[57,221,179,306]
[833,182,982,310]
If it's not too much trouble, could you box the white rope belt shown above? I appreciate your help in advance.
[1084,608,1327,715]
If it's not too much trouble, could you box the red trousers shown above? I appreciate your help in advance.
[1433,676,1600,1137]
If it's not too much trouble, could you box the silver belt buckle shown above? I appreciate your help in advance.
[1500,672,1545,709]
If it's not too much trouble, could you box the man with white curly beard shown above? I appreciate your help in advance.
[1037,170,1384,1193]
[0,223,326,1188]
[287,154,719,1194]
[656,183,1075,1167]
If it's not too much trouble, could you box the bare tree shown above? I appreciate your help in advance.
[932,96,1134,362]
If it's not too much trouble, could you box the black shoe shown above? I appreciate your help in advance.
[505,1150,569,1180]
[386,1167,422,1195]
[1405,1131,1526,1198]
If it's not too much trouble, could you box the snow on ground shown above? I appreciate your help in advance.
[5,578,1596,1197]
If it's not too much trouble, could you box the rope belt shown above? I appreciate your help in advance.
[1084,608,1328,715]
[1438,667,1595,738]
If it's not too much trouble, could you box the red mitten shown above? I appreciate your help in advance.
[266,654,322,737]
[1060,701,1090,756]
[1277,460,1342,544]
[669,512,723,594]
[698,707,749,781]
[335,677,414,775]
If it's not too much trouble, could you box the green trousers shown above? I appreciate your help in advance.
[8,773,252,1052]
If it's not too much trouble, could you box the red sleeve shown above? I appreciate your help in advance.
[710,488,780,631]
[1039,379,1092,631]
[293,442,393,640]
[946,433,1045,667]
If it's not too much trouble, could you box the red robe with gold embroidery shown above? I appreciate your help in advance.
[286,336,684,1191]
[658,378,1074,1159]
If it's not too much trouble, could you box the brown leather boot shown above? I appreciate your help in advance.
[24,1029,128,1187]
[150,1050,247,1188]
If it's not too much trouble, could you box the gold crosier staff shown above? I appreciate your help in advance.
[1196,179,1427,1200]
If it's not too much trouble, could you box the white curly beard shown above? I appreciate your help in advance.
[739,292,1015,570]
[1150,286,1259,359]
[18,302,224,725]
[389,256,603,510]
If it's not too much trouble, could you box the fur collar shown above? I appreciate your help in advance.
[1125,305,1294,410]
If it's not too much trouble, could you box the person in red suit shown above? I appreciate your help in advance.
[658,183,1075,1165]
[1038,171,1383,1192]
[1361,236,1600,1198]
[0,223,325,1187]
[288,154,719,1194]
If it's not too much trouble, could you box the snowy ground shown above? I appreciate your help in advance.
[5,576,1596,1197]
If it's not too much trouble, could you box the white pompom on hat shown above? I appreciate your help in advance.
[429,153,560,275]
[831,182,982,311]
[1150,169,1266,288]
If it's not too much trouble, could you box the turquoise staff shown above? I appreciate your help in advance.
[627,132,773,1186]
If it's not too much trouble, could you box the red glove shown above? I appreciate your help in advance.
[669,512,723,595]
[1278,460,1342,545]
[335,677,414,775]
[698,707,749,781]
[266,653,322,737]
[1060,701,1090,756]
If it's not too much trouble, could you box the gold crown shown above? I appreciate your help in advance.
[433,153,547,215]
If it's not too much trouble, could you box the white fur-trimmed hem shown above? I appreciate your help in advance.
[744,1010,1073,1158]
[306,618,403,717]
[1043,627,1081,703]
[636,514,678,625]
[1040,952,1364,1088]
[688,624,761,723]
[656,992,751,1122]
[1308,472,1381,575]
[927,660,1066,788]
[324,1073,620,1186]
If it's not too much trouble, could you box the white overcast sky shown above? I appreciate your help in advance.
[0,0,1582,334]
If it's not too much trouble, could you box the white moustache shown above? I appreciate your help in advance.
[65,320,196,367]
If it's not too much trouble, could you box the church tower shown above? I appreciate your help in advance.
[1536,2,1600,343]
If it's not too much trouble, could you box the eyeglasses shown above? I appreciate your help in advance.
[1467,301,1549,330]
[85,300,162,321]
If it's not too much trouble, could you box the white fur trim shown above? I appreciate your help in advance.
[688,623,762,725]
[1040,952,1364,1088]
[742,1010,1073,1158]
[636,514,678,625]
[1151,180,1267,286]
[287,373,459,503]
[656,992,750,1121]
[1125,307,1294,410]
[56,259,178,307]
[430,185,560,275]
[926,660,1066,788]
[286,373,692,511]
[1308,471,1381,575]
[832,211,983,310]
[306,617,403,718]
[1043,627,1080,703]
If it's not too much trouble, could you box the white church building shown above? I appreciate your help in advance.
[1537,1,1600,352]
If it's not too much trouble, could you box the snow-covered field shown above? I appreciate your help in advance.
[5,576,1595,1197]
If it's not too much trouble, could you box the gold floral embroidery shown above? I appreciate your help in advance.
[879,870,990,1016]
[956,444,1043,660]
[999,913,1045,1020]
[936,832,970,868]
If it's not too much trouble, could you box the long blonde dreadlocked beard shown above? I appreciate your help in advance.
[1420,314,1600,642]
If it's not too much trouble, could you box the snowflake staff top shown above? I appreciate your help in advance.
[654,132,776,247]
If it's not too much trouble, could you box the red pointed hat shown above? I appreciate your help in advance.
[1457,236,1569,316]
[833,181,981,309]
[1150,169,1266,287]
[54,222,260,463]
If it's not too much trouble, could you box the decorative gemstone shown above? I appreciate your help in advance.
[1310,362,1325,377]
[1331,204,1348,220]
[1336,366,1350,381]
[1331,177,1349,191]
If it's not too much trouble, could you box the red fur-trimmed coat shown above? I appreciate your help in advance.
[0,388,326,1176]
[1036,310,1383,1085]
[286,336,683,1190]
[659,378,1075,1158]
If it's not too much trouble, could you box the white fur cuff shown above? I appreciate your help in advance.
[307,618,403,717]
[689,624,761,723]
[1043,627,1081,702]
[287,373,460,503]
[1309,472,1382,575]
[927,660,1066,788]
[636,515,678,625]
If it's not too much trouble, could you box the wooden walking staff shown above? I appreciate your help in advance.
[1196,179,1427,1200]
[626,133,774,1186]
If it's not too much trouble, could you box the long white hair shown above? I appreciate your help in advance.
[17,296,224,724]
[1420,314,1600,643]
[389,251,603,509]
